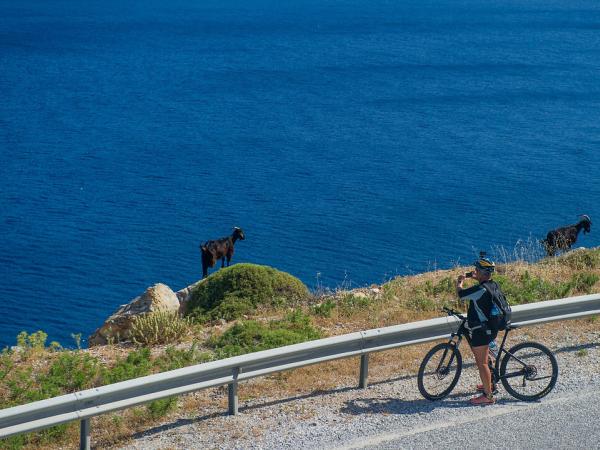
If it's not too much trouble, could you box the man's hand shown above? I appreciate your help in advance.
[456,273,466,294]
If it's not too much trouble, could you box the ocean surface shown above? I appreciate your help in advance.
[1,0,600,348]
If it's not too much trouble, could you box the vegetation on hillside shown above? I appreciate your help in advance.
[186,263,309,322]
[1,249,599,449]
[208,310,322,358]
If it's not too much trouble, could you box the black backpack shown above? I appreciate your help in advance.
[482,281,512,330]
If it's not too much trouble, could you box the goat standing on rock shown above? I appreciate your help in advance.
[200,227,245,278]
[542,215,592,256]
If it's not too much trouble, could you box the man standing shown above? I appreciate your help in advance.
[456,254,502,405]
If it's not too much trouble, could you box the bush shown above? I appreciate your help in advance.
[14,331,53,360]
[187,264,309,322]
[102,348,153,384]
[16,330,47,350]
[39,352,101,395]
[556,248,600,270]
[495,272,566,304]
[154,344,214,372]
[0,348,14,384]
[570,272,599,294]
[131,311,192,346]
[208,310,322,358]
[203,295,255,322]
[406,294,436,311]
[311,298,336,317]
[421,277,455,296]
[4,366,38,405]
[495,270,599,305]
[338,293,372,317]
[0,423,72,450]
[147,396,178,419]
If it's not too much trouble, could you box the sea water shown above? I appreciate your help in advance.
[1,0,600,347]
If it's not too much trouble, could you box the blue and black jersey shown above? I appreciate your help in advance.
[458,281,500,328]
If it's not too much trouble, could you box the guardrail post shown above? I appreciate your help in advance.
[79,418,90,450]
[228,367,240,415]
[359,354,369,388]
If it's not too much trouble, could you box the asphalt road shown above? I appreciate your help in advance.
[339,387,600,450]
[124,332,600,450]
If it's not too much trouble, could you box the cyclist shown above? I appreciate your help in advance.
[456,255,502,405]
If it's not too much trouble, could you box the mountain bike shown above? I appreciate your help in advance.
[417,307,558,401]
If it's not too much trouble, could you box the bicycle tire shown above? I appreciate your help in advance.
[500,341,558,401]
[418,342,462,401]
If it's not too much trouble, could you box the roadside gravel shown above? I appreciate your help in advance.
[121,325,600,450]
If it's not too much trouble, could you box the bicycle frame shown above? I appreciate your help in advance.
[419,307,558,402]
[443,308,532,385]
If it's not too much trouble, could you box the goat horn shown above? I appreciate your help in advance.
[579,214,591,222]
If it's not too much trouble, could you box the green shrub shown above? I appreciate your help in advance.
[102,348,153,384]
[557,248,600,270]
[154,344,214,372]
[0,434,26,450]
[16,330,47,351]
[71,333,83,350]
[147,396,178,419]
[311,298,336,317]
[34,424,70,447]
[200,295,255,322]
[495,271,591,305]
[421,277,455,296]
[208,310,322,358]
[570,272,599,294]
[39,352,101,395]
[187,264,309,322]
[338,294,372,316]
[428,277,454,295]
[406,294,436,311]
[131,311,192,346]
[397,277,455,312]
[0,423,73,450]
[4,366,38,405]
[0,348,14,384]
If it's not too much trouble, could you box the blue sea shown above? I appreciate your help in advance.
[2,0,600,348]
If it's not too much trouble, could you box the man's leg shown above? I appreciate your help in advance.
[472,345,492,395]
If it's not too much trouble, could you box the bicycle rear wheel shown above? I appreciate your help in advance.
[418,342,462,401]
[500,341,558,401]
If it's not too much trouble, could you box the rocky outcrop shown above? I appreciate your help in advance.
[88,283,180,346]
[175,280,204,315]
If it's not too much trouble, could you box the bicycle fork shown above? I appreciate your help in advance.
[437,335,462,375]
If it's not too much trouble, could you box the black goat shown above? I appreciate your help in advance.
[542,215,592,256]
[200,227,246,278]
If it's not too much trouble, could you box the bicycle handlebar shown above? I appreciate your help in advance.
[442,306,466,320]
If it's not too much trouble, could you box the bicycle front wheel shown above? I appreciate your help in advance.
[418,342,462,401]
[500,341,558,401]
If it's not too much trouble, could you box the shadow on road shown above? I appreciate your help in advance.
[340,393,519,417]
[131,340,595,439]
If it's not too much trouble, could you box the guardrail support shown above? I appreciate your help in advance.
[359,354,369,388]
[228,367,240,415]
[79,418,90,450]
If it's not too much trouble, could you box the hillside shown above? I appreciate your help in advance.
[1,248,599,449]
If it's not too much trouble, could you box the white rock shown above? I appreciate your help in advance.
[88,283,180,346]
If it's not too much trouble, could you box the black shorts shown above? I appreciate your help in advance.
[467,316,500,347]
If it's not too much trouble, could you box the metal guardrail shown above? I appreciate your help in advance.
[1,293,599,449]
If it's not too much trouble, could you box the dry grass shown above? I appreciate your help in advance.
[109,316,598,449]
[3,248,600,449]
